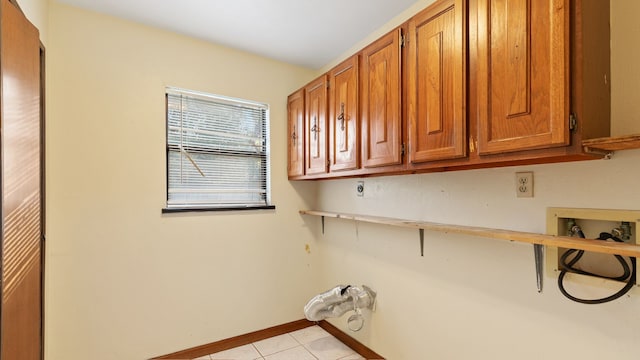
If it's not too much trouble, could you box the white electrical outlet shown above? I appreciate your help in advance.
[516,172,534,198]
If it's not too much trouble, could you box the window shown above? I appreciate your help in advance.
[164,87,273,212]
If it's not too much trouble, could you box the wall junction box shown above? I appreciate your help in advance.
[546,208,640,297]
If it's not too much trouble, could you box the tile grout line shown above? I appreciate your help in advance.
[258,329,323,360]
[253,333,308,360]
[250,343,263,359]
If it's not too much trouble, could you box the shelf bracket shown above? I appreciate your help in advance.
[419,229,424,257]
[582,146,614,160]
[534,244,544,293]
[321,216,325,235]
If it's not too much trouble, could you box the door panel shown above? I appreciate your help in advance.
[476,0,570,154]
[1,0,43,359]
[361,29,402,168]
[287,90,304,177]
[304,76,328,175]
[408,0,466,163]
[329,56,359,172]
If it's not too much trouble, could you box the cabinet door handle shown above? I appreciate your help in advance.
[291,125,297,146]
[311,116,320,140]
[337,103,346,131]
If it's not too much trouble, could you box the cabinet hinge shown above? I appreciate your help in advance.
[569,113,577,132]
[400,34,407,48]
[401,143,406,155]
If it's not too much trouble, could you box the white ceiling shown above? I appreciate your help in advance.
[55,0,419,69]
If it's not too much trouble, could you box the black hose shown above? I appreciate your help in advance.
[558,230,636,304]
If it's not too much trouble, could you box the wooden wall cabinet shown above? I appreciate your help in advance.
[361,29,403,168]
[287,0,611,180]
[287,89,305,177]
[304,75,329,175]
[407,0,466,163]
[329,55,360,172]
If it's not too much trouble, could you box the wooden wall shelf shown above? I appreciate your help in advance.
[583,134,640,153]
[301,209,640,292]
[300,210,640,258]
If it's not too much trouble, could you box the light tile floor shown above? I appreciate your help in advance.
[193,326,365,360]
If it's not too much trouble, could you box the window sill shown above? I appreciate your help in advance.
[162,205,276,214]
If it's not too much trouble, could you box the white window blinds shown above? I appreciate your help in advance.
[165,88,271,210]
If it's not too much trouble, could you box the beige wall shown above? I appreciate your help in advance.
[46,3,318,359]
[315,1,640,359]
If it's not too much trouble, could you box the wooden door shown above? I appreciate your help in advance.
[1,0,44,359]
[361,29,403,168]
[304,75,328,175]
[287,89,304,177]
[476,0,570,154]
[329,56,359,172]
[407,0,466,163]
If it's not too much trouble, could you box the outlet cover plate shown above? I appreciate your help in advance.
[516,172,534,198]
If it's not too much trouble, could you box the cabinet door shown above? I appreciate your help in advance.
[476,0,570,154]
[305,75,328,175]
[407,0,466,163]
[1,0,43,358]
[329,56,359,172]
[287,89,304,177]
[361,29,403,168]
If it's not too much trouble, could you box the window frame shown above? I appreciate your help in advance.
[162,87,275,213]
